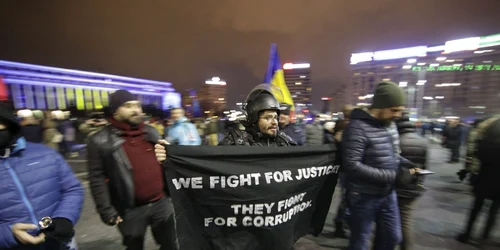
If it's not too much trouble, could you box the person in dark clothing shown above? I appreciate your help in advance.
[332,104,354,238]
[19,114,44,143]
[217,84,296,146]
[457,115,500,246]
[87,90,175,250]
[395,115,428,250]
[442,119,462,163]
[279,103,306,145]
[343,82,418,250]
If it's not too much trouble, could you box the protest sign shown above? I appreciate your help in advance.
[165,145,336,250]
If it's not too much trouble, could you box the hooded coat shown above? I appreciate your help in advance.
[0,106,84,249]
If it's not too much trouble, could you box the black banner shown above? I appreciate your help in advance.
[165,145,336,250]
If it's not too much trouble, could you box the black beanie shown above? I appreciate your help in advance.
[109,90,136,114]
[371,82,406,109]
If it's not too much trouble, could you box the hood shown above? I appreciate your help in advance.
[396,118,416,134]
[173,116,188,125]
[350,108,383,125]
[0,104,22,144]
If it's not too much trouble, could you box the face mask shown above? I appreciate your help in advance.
[0,130,12,149]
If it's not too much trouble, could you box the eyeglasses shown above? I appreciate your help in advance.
[260,115,278,122]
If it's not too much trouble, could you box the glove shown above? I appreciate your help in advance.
[42,218,74,243]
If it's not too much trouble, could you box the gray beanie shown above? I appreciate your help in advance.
[371,82,406,109]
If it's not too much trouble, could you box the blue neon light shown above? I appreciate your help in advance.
[0,69,173,92]
[0,60,172,87]
[3,78,166,97]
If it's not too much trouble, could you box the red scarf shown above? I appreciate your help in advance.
[108,117,145,137]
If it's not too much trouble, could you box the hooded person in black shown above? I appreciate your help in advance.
[394,115,428,250]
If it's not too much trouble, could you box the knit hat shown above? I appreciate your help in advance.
[371,82,406,109]
[109,90,137,114]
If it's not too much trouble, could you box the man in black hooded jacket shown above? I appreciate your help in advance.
[395,115,428,250]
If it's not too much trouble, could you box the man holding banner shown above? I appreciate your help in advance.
[155,84,337,249]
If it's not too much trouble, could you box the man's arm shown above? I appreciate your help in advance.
[86,137,119,225]
[51,154,85,225]
[342,121,397,185]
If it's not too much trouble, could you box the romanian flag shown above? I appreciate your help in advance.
[263,44,294,109]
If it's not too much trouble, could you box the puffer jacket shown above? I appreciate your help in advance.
[280,123,306,145]
[395,119,428,199]
[0,138,84,249]
[342,108,412,195]
[305,123,324,146]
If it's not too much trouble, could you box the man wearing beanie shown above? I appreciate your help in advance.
[87,90,176,250]
[342,82,419,250]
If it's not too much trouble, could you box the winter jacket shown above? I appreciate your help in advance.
[305,123,324,146]
[280,123,306,145]
[474,116,500,200]
[167,117,201,145]
[87,124,163,224]
[218,127,297,146]
[0,138,84,249]
[342,108,412,196]
[395,119,428,199]
[21,124,43,144]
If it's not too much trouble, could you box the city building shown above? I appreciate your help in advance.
[349,33,500,119]
[198,77,227,116]
[0,60,180,111]
[329,84,349,113]
[283,63,312,107]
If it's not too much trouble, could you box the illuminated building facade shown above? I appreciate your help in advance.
[329,84,349,113]
[198,77,227,115]
[350,34,500,118]
[0,60,180,111]
[283,63,312,107]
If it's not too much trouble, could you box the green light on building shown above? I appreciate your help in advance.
[411,64,500,72]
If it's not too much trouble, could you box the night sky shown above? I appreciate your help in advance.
[1,0,500,107]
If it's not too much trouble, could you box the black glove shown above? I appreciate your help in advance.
[42,218,74,243]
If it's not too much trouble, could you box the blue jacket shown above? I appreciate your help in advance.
[167,117,202,145]
[280,123,306,145]
[0,138,84,249]
[342,109,411,195]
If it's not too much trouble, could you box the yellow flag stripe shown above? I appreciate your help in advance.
[270,69,294,108]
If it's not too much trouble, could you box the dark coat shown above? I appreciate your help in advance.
[395,119,428,199]
[343,108,412,195]
[475,117,500,200]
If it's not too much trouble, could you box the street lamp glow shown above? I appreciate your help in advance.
[407,58,417,63]
[402,65,412,69]
[435,96,444,99]
[423,96,433,100]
